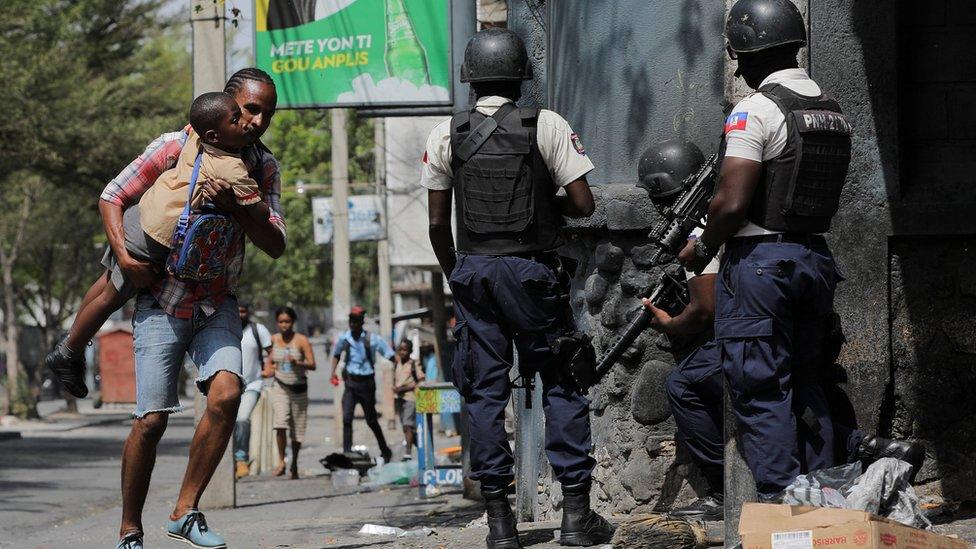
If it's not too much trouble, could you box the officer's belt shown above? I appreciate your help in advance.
[728,233,828,249]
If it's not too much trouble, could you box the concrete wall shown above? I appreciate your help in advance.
[510,0,976,516]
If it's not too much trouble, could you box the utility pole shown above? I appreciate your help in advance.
[331,108,351,449]
[375,119,396,429]
[191,0,234,510]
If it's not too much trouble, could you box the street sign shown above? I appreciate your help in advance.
[312,195,385,244]
[254,0,452,109]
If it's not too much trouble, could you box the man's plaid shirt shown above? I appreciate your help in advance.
[100,126,286,319]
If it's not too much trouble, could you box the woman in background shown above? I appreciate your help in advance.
[263,306,315,479]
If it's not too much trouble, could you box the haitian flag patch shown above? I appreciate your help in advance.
[570,133,586,155]
[724,112,748,134]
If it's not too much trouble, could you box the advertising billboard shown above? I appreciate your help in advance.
[255,0,452,108]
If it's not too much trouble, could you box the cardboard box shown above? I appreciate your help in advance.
[739,503,969,549]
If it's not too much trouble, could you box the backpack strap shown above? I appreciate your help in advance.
[174,150,204,241]
[362,331,374,369]
[248,322,265,363]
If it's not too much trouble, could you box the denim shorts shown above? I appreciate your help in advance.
[131,292,244,418]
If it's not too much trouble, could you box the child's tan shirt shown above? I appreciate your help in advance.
[138,131,260,246]
[394,359,425,402]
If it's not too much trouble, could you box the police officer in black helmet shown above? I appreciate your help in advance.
[421,28,615,548]
[679,0,924,500]
[638,140,726,521]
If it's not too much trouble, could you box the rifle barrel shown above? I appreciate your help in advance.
[594,308,653,378]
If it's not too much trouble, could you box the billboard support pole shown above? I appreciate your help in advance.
[331,108,352,451]
[375,119,396,430]
[191,0,235,511]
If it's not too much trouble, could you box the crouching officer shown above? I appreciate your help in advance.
[638,140,725,520]
[422,28,615,548]
[679,0,924,499]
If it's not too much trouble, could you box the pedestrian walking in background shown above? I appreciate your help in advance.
[263,306,315,479]
[234,303,273,479]
[330,307,395,463]
[392,339,425,460]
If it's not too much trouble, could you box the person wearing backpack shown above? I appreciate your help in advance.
[329,307,395,463]
[234,303,273,479]
[392,339,426,460]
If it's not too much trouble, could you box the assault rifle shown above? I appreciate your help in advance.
[589,266,690,384]
[643,153,720,265]
[575,154,718,388]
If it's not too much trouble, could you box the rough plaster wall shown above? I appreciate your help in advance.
[808,0,895,440]
[547,1,727,184]
[890,237,976,500]
[888,0,976,500]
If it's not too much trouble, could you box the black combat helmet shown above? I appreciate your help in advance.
[637,139,706,200]
[725,0,807,54]
[460,28,533,83]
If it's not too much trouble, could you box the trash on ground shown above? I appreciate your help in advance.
[357,524,436,538]
[738,503,968,549]
[320,451,374,476]
[331,468,359,488]
[773,458,930,529]
[365,460,418,486]
[464,513,488,528]
[610,514,710,549]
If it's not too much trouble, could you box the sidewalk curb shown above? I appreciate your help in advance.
[0,414,132,435]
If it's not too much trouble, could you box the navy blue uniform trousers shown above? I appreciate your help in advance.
[449,253,595,491]
[715,237,863,497]
[666,340,724,493]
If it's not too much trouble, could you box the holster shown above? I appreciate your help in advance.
[554,331,598,393]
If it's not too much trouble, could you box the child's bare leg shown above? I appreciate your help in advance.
[64,274,131,353]
[79,270,110,313]
[404,426,415,454]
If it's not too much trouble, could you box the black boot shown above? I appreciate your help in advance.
[483,487,522,549]
[45,339,88,399]
[559,482,615,546]
[670,494,724,521]
[857,435,926,483]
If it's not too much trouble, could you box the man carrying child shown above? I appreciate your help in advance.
[58,68,285,549]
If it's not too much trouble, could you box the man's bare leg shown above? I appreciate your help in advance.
[120,412,169,537]
[169,371,241,520]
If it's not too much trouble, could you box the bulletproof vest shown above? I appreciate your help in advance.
[748,83,852,233]
[449,105,563,255]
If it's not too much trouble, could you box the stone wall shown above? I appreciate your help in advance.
[536,186,707,520]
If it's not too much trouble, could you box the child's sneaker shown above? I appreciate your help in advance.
[45,340,88,398]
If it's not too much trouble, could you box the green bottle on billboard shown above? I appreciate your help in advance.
[384,0,430,86]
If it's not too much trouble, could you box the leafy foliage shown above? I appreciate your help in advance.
[0,0,190,415]
[238,110,380,315]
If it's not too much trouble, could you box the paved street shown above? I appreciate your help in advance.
[0,356,538,549]
[4,355,975,548]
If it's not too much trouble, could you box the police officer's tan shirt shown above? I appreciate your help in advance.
[420,96,595,191]
[138,131,261,246]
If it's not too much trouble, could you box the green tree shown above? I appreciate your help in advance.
[239,110,380,317]
[0,0,189,416]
